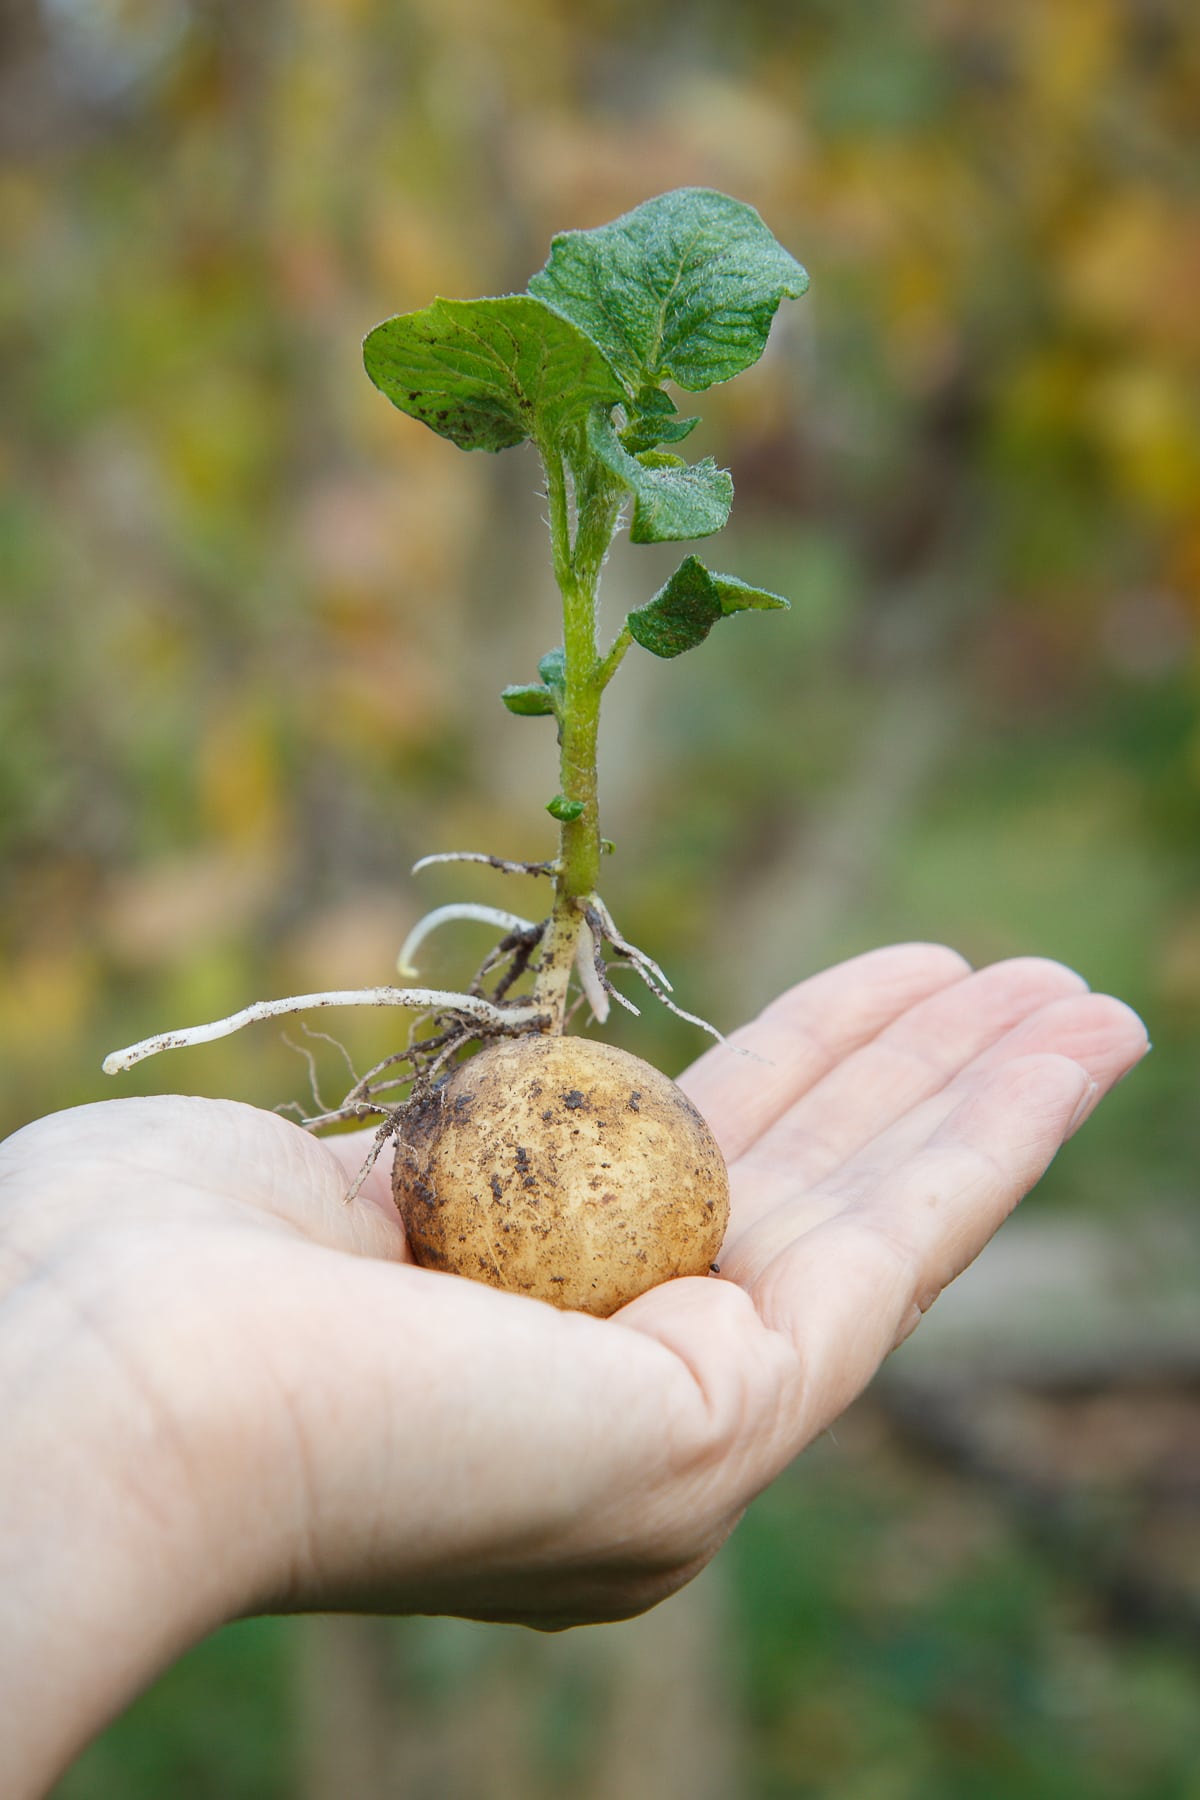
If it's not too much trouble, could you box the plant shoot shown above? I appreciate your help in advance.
[105,188,808,1315]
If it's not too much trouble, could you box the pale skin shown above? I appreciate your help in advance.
[0,945,1148,1796]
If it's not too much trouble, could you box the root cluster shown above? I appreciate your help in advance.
[102,848,731,1206]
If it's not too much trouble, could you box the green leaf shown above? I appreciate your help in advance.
[709,570,791,617]
[547,794,585,822]
[587,413,732,544]
[620,385,700,454]
[636,412,700,447]
[627,554,790,658]
[363,295,624,453]
[501,683,556,716]
[528,187,809,395]
[537,646,567,704]
[628,558,720,657]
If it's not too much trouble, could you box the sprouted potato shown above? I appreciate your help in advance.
[105,190,807,1314]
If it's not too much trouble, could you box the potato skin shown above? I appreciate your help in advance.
[393,1035,729,1316]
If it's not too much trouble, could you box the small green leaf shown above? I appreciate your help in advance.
[628,557,721,657]
[627,554,790,658]
[620,386,700,454]
[710,571,791,616]
[637,413,700,447]
[537,646,567,704]
[547,794,585,822]
[588,413,732,544]
[501,683,556,716]
[528,187,808,395]
[363,295,623,453]
[631,386,678,417]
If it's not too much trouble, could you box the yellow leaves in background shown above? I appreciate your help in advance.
[996,338,1199,526]
[1015,0,1119,119]
[198,702,286,851]
[0,946,94,1063]
[163,373,280,507]
[1059,191,1200,353]
[1088,364,1200,516]
[1167,520,1200,616]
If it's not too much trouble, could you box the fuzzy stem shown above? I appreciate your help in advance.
[533,441,623,1025]
[596,623,632,692]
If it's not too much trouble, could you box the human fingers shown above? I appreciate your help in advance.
[723,991,1148,1280]
[877,988,1149,1149]
[313,1125,410,1227]
[0,1098,408,1265]
[679,943,971,1163]
[803,989,1148,1211]
[725,957,1092,1233]
[724,1052,1099,1453]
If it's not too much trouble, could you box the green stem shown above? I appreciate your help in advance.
[596,624,632,692]
[533,444,621,1026]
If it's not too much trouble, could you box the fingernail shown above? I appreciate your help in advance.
[1068,1078,1100,1134]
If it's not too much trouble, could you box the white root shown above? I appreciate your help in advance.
[585,894,736,1049]
[611,964,734,1051]
[102,987,548,1074]
[396,903,538,978]
[586,894,673,992]
[411,851,556,877]
[579,907,639,1021]
[342,1111,404,1204]
[279,1029,330,1115]
[573,926,612,1024]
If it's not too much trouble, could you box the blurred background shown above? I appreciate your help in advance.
[2,0,1198,1793]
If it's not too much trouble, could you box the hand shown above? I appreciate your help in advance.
[0,945,1148,1792]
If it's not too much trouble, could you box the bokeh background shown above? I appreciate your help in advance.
[2,0,1198,1794]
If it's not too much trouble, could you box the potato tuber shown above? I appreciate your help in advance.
[393,1035,729,1317]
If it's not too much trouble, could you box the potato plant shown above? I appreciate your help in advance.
[105,189,808,1315]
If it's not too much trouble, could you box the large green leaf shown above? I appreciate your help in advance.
[528,188,809,394]
[363,295,624,452]
[627,554,790,658]
[587,413,732,544]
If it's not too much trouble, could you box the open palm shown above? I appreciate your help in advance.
[0,944,1148,1649]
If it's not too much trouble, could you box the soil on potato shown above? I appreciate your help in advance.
[393,1035,729,1317]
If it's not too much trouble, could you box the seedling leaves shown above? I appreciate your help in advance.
[710,569,792,617]
[627,554,790,658]
[620,386,700,455]
[528,188,809,395]
[501,684,556,716]
[363,296,624,453]
[501,645,568,717]
[537,647,567,705]
[587,413,732,544]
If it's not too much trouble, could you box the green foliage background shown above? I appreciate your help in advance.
[1,0,1197,1793]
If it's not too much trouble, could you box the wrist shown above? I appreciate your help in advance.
[0,1227,272,1794]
